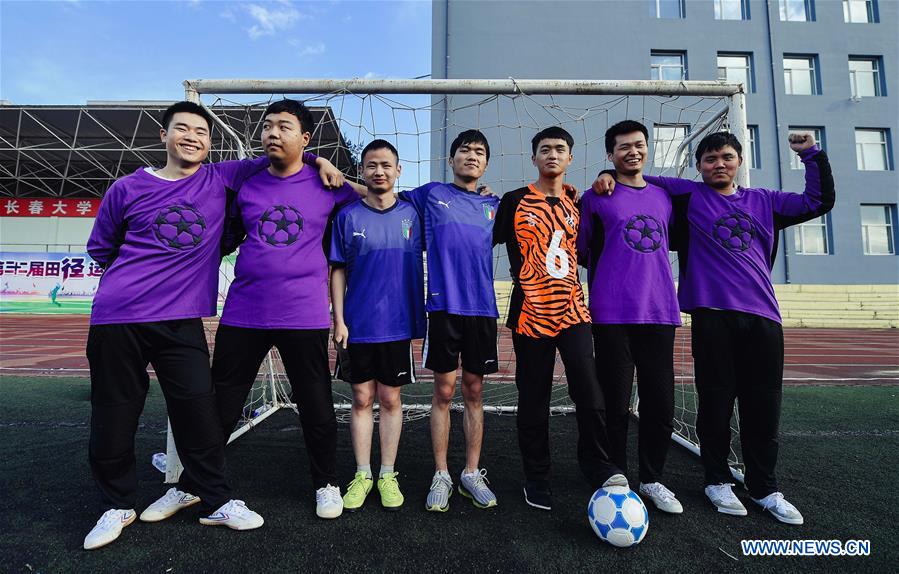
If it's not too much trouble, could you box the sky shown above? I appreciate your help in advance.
[1,0,435,185]
[0,0,433,104]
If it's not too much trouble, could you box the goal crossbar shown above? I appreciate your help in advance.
[184,78,744,97]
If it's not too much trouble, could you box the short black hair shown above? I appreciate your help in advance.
[360,139,399,164]
[694,131,742,164]
[263,99,315,134]
[450,129,491,162]
[604,120,649,154]
[531,126,574,155]
[161,101,213,132]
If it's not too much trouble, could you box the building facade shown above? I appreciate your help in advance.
[432,0,898,284]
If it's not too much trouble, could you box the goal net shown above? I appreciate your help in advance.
[162,78,748,484]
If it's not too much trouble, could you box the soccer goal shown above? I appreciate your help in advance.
[161,78,748,484]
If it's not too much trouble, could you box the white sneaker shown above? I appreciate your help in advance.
[639,482,684,514]
[83,509,136,550]
[316,484,344,519]
[602,473,629,489]
[752,492,804,525]
[198,500,264,530]
[139,488,200,522]
[704,483,748,516]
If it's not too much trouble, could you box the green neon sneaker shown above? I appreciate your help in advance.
[343,472,373,512]
[377,472,404,511]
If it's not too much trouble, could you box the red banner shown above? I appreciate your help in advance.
[1,198,100,217]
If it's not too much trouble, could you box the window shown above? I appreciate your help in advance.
[651,51,686,81]
[855,129,890,171]
[860,205,895,255]
[849,57,883,98]
[843,0,876,23]
[714,0,748,20]
[788,127,824,170]
[653,124,688,168]
[780,0,812,21]
[718,53,754,92]
[794,215,830,254]
[746,125,760,169]
[654,0,685,18]
[784,55,819,95]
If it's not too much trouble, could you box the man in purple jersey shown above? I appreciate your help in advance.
[83,102,264,551]
[594,131,834,525]
[318,130,501,512]
[578,120,683,515]
[330,139,426,513]
[211,99,358,520]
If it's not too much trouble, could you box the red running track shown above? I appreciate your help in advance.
[1,314,896,384]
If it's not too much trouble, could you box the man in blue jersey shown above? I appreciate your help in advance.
[318,130,500,511]
[330,140,426,512]
[400,131,501,511]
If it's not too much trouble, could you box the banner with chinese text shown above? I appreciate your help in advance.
[1,198,100,217]
[0,252,103,313]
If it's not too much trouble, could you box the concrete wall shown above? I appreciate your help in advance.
[433,0,899,284]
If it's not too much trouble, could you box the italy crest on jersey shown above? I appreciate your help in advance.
[401,218,413,240]
[483,204,496,221]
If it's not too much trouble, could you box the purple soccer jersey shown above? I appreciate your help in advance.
[400,182,500,318]
[647,146,827,323]
[220,165,357,329]
[87,159,267,325]
[577,181,681,326]
[329,200,426,343]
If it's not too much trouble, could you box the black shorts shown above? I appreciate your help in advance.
[424,312,498,375]
[338,340,414,387]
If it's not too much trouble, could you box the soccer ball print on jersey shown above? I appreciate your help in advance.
[588,485,649,548]
[258,205,304,247]
[713,211,754,252]
[153,205,207,250]
[623,214,664,253]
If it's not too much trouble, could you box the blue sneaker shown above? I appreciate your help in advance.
[459,469,497,509]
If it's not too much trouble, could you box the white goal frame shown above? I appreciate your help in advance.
[162,78,748,484]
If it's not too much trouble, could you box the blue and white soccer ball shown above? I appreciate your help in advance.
[587,485,649,548]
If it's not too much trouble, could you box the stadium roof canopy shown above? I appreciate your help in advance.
[0,102,355,198]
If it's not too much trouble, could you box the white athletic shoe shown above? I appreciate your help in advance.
[316,484,344,519]
[602,473,629,489]
[198,500,264,530]
[139,488,200,522]
[83,509,136,550]
[704,483,748,516]
[639,482,684,514]
[751,492,804,525]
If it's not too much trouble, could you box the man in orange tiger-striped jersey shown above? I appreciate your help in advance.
[493,126,626,511]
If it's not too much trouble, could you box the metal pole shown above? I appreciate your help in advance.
[184,78,742,97]
[729,91,751,188]
[161,81,204,483]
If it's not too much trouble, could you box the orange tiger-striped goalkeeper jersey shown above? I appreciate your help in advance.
[493,184,591,338]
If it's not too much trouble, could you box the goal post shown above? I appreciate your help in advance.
[162,78,748,483]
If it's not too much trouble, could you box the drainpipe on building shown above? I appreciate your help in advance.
[765,0,790,283]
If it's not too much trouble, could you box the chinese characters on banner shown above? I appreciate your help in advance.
[0,253,104,299]
[1,198,100,217]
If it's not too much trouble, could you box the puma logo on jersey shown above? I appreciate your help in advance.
[437,200,452,209]
[353,229,366,239]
